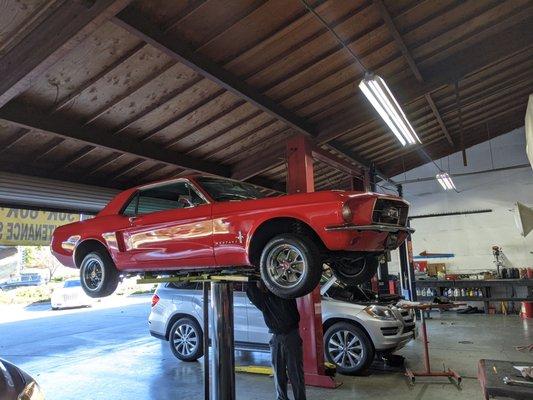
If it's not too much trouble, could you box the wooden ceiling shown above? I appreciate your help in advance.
[0,0,531,194]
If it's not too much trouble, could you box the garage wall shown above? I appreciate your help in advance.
[0,172,118,214]
[388,126,533,274]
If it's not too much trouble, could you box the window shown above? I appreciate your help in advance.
[122,193,138,216]
[122,181,206,216]
[196,177,265,202]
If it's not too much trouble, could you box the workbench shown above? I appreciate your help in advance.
[415,279,533,313]
[478,359,533,399]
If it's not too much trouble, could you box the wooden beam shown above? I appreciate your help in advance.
[60,146,96,170]
[311,145,362,177]
[372,0,423,82]
[113,75,204,135]
[316,19,533,144]
[373,0,454,147]
[0,101,229,177]
[0,128,30,152]
[424,93,454,146]
[109,159,146,181]
[34,137,65,161]
[83,60,177,125]
[0,0,132,108]
[112,8,317,138]
[87,153,125,177]
[139,89,225,142]
[53,43,146,112]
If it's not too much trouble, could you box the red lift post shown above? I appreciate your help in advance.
[286,134,368,388]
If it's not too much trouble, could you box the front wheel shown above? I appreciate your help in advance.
[324,322,374,375]
[329,253,380,285]
[260,234,322,299]
[169,317,203,362]
[79,251,119,298]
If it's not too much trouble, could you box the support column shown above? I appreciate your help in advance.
[397,185,416,301]
[286,135,339,388]
[210,282,235,400]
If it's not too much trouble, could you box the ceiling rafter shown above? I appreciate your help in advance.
[0,102,286,193]
[0,0,133,108]
[0,101,228,176]
[374,0,453,146]
[112,8,316,138]
[112,7,388,184]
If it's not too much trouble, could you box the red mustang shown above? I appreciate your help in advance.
[51,176,413,298]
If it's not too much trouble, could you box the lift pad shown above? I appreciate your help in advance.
[136,272,254,284]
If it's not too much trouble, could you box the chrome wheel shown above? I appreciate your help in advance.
[265,244,306,289]
[81,256,104,292]
[327,330,364,369]
[173,322,199,357]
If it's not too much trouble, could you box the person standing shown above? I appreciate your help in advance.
[246,281,306,400]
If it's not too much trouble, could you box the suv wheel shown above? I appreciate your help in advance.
[324,322,374,375]
[169,317,203,362]
[260,234,322,299]
[330,253,380,285]
[79,251,119,298]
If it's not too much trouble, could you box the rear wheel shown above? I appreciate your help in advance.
[324,322,374,375]
[79,251,119,298]
[329,253,380,285]
[260,234,322,299]
[169,317,203,362]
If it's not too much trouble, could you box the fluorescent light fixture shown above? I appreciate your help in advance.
[359,73,421,146]
[436,172,456,190]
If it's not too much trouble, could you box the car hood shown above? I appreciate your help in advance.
[0,359,33,400]
[321,297,366,314]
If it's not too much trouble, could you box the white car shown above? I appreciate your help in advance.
[149,279,416,374]
[51,279,93,310]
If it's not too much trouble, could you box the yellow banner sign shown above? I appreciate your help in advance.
[0,208,80,246]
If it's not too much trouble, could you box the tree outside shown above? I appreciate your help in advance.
[22,246,63,281]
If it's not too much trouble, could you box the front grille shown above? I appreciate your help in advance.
[403,324,415,333]
[373,199,408,226]
[380,327,399,336]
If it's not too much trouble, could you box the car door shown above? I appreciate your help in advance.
[119,180,215,269]
[244,284,271,345]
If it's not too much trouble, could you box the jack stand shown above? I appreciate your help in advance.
[404,304,462,385]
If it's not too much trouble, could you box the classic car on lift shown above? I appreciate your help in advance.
[51,176,412,299]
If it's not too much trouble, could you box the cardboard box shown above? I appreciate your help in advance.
[427,263,446,277]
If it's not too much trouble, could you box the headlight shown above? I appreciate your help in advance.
[341,203,353,222]
[18,381,45,400]
[364,305,397,321]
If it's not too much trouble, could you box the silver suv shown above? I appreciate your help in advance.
[148,281,415,375]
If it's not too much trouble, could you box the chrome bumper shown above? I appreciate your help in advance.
[325,224,415,234]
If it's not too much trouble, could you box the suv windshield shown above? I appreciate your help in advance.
[196,177,265,202]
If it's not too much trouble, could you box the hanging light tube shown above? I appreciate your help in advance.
[359,73,421,146]
[436,172,456,190]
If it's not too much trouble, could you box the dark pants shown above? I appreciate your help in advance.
[269,329,306,400]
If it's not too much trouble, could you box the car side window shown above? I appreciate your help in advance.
[122,193,138,216]
[136,181,206,215]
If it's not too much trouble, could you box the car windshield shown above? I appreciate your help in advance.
[64,280,81,288]
[196,177,265,202]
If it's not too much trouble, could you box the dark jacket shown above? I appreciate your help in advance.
[246,284,300,334]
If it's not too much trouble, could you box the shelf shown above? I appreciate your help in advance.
[416,279,533,288]
[417,296,532,302]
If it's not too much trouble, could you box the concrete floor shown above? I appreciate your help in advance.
[1,297,532,400]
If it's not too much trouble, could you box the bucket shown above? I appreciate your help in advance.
[520,302,533,319]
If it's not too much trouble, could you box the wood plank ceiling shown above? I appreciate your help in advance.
[0,0,531,194]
